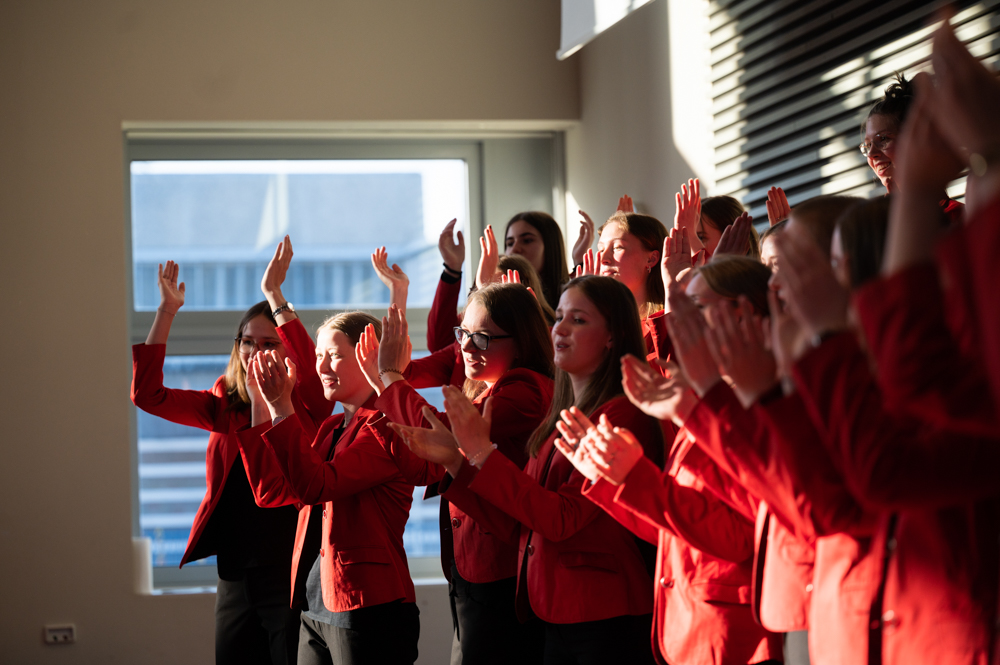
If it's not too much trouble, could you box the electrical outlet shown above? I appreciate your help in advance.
[43,624,75,645]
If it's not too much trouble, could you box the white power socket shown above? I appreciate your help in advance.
[43,624,76,645]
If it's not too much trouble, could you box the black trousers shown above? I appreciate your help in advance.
[296,602,420,665]
[449,562,545,665]
[542,614,655,665]
[215,566,300,665]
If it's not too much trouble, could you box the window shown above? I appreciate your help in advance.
[126,129,564,590]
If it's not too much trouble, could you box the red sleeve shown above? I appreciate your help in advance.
[402,343,463,389]
[235,421,304,508]
[261,414,407,506]
[854,262,993,428]
[439,460,522,546]
[427,276,463,352]
[467,398,660,543]
[277,318,333,431]
[611,454,755,563]
[131,343,225,432]
[792,332,1000,509]
[581,476,660,545]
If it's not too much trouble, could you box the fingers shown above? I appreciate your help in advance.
[420,405,448,431]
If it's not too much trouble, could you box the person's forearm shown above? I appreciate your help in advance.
[883,191,944,275]
[145,307,177,345]
[389,284,408,316]
[266,398,295,422]
[263,287,297,326]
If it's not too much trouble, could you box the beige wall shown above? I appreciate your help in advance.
[0,1,575,663]
[566,0,695,229]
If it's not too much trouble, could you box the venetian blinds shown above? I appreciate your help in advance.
[708,0,1000,218]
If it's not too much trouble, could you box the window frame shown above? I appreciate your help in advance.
[124,126,567,590]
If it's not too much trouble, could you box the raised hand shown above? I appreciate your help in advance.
[442,385,495,465]
[261,236,295,322]
[355,323,384,394]
[389,407,463,475]
[571,211,596,266]
[704,298,777,408]
[715,212,753,256]
[499,269,521,286]
[928,14,1000,215]
[377,304,412,386]
[584,418,646,485]
[773,231,848,338]
[765,187,791,226]
[666,289,723,397]
[674,178,703,252]
[157,261,186,314]
[617,195,635,213]
[475,225,501,290]
[621,354,696,423]
[574,247,603,278]
[245,352,272,426]
[661,229,693,296]
[250,350,297,418]
[439,218,466,273]
[371,246,410,314]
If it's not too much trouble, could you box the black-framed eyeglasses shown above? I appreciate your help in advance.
[859,133,894,157]
[453,327,513,351]
[235,337,282,354]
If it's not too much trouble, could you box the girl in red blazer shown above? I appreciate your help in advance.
[393,276,663,665]
[236,311,419,665]
[130,238,332,665]
[356,282,555,665]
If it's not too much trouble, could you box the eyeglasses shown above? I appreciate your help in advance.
[453,327,513,351]
[859,133,894,157]
[235,337,283,354]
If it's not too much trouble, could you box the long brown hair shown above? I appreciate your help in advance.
[695,255,773,316]
[701,195,761,259]
[526,276,654,457]
[497,253,557,325]
[224,301,278,412]
[504,212,570,313]
[600,211,669,314]
[462,282,554,400]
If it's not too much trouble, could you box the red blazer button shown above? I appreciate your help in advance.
[451,517,461,528]
[527,545,535,555]
[659,577,674,588]
[319,548,325,557]
[323,509,328,518]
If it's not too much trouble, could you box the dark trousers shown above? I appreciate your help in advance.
[449,562,545,665]
[215,567,300,665]
[542,614,655,665]
[296,602,420,665]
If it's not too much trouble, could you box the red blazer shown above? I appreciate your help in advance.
[130,318,331,567]
[439,396,659,625]
[236,397,416,612]
[583,426,781,665]
[375,368,554,583]
[427,275,463,352]
[961,196,1000,413]
[403,341,466,390]
[794,332,1000,665]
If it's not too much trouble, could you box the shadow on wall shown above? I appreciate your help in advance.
[709,0,999,217]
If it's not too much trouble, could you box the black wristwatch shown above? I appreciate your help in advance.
[273,302,295,318]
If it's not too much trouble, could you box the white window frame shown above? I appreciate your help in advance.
[124,124,568,591]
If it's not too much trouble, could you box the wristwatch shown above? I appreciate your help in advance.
[273,302,295,318]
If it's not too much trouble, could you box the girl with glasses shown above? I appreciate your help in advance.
[130,236,332,665]
[390,276,664,665]
[356,282,555,665]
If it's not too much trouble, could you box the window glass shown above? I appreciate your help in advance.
[131,160,468,312]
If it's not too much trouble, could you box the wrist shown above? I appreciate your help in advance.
[443,261,462,275]
[671,390,700,428]
[266,399,294,421]
[157,305,180,316]
[466,443,496,468]
[263,288,284,307]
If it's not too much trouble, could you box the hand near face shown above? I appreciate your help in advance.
[621,354,694,423]
[378,304,412,377]
[765,188,791,226]
[354,323,384,394]
[665,290,722,397]
[704,299,777,408]
[572,211,596,266]
[251,350,297,417]
[772,231,848,338]
[714,212,753,256]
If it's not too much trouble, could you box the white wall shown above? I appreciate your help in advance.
[565,0,698,229]
[0,1,575,663]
